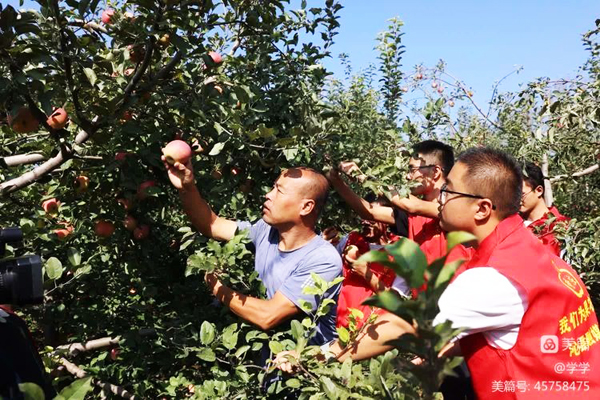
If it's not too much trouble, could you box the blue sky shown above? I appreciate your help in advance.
[5,0,599,107]
[320,1,599,106]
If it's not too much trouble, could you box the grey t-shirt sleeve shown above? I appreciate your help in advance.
[278,248,342,313]
[236,219,269,245]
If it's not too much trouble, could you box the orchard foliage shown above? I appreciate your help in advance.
[0,0,599,398]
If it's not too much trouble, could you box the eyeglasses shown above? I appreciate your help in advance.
[439,183,497,210]
[521,189,535,200]
[407,164,437,174]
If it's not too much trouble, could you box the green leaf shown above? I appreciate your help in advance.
[385,238,428,287]
[337,326,350,345]
[434,259,464,289]
[196,347,216,362]
[83,68,97,86]
[446,231,477,252]
[234,345,250,358]
[67,247,81,267]
[18,383,45,400]
[285,378,301,389]
[56,377,93,400]
[269,340,283,354]
[209,142,225,156]
[45,257,63,280]
[200,321,215,345]
[222,323,238,350]
[320,376,338,398]
[290,320,304,340]
[282,148,298,161]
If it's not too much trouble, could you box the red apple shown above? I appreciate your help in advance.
[213,85,223,95]
[127,45,145,63]
[123,215,138,231]
[7,107,39,133]
[414,73,423,80]
[133,224,150,240]
[74,176,89,193]
[53,222,73,240]
[42,198,60,214]
[208,51,222,64]
[448,100,455,107]
[162,140,192,165]
[119,111,133,123]
[401,87,409,93]
[101,9,115,25]
[109,347,120,361]
[114,152,130,162]
[46,108,68,130]
[211,169,223,180]
[431,82,438,89]
[230,166,242,176]
[137,180,157,200]
[94,220,115,237]
[191,138,206,154]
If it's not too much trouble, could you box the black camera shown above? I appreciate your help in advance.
[0,227,43,305]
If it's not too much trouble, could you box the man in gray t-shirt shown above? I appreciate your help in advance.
[163,159,342,346]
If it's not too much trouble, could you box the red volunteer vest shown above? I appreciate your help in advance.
[336,232,396,329]
[527,206,570,256]
[458,214,600,399]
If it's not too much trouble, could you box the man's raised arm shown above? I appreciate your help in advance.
[326,167,396,225]
[163,158,237,241]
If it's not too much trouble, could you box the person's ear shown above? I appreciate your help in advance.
[473,198,494,222]
[534,185,544,198]
[299,199,315,217]
[432,165,443,181]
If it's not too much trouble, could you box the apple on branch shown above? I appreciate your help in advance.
[42,198,61,215]
[47,108,69,130]
[7,107,39,133]
[133,224,150,240]
[53,222,74,240]
[101,9,115,25]
[74,176,90,193]
[137,181,157,200]
[94,220,115,238]
[123,216,138,231]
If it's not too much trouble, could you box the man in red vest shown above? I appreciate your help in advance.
[520,162,570,256]
[277,147,600,399]
[434,148,599,398]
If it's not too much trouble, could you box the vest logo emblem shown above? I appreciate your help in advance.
[556,267,584,298]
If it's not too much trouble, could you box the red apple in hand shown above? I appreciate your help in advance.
[46,108,68,130]
[162,140,192,165]
[94,220,115,237]
[137,181,157,200]
[133,224,150,240]
[101,9,115,24]
[123,216,138,231]
[42,198,60,215]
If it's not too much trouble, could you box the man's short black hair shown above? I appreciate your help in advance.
[412,140,455,177]
[523,162,545,195]
[457,147,523,220]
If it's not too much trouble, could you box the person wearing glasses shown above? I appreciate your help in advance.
[326,140,456,263]
[520,162,570,256]
[276,147,600,399]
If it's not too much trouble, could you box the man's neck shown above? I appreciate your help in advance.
[423,184,442,202]
[525,201,550,222]
[277,224,317,251]
[471,217,503,245]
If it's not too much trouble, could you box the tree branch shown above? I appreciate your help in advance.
[550,163,599,182]
[59,358,137,399]
[56,336,121,357]
[1,153,45,167]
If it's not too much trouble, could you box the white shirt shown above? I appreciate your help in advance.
[433,267,528,350]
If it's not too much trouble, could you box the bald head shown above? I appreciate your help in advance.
[281,167,330,219]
